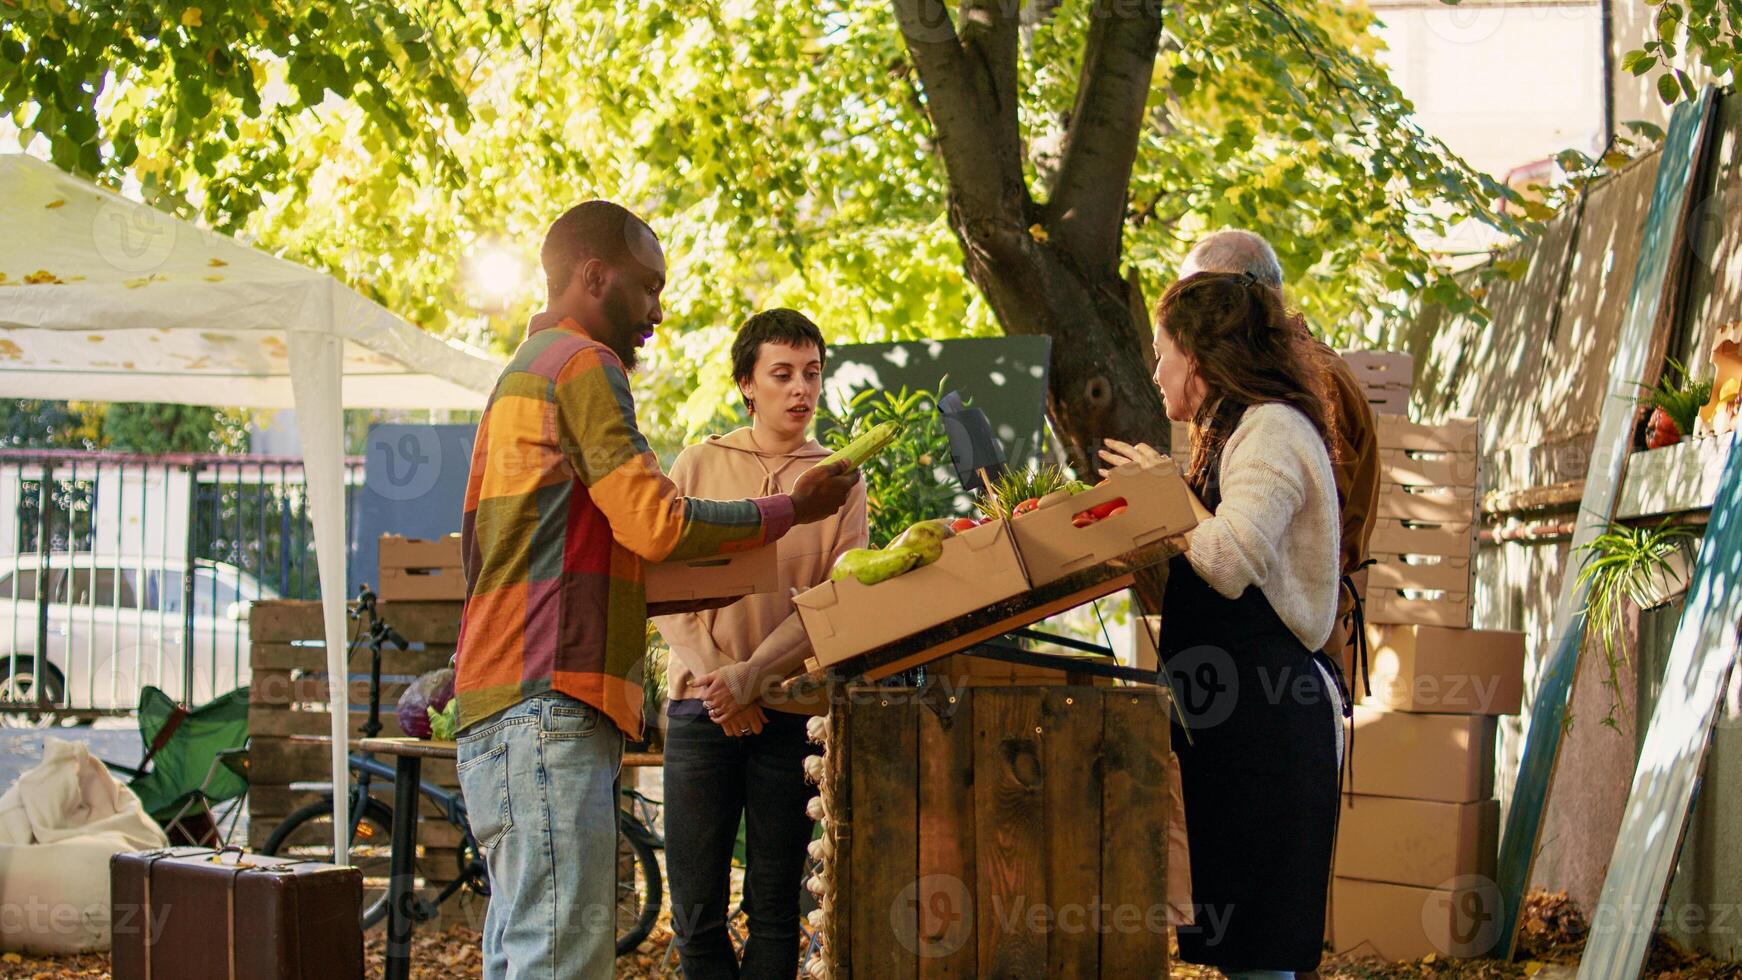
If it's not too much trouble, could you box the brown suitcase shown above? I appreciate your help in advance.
[111,845,364,980]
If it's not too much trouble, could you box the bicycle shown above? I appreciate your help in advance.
[258,585,663,955]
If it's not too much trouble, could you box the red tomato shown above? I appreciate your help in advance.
[950,517,979,533]
[1106,505,1128,518]
[1013,498,1041,517]
[1088,497,1128,521]
[1646,407,1682,449]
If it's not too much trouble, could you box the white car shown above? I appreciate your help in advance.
[0,555,280,725]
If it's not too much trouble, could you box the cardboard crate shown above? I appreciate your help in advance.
[814,685,1171,978]
[1377,484,1479,524]
[1379,447,1480,489]
[1365,587,1472,629]
[645,542,779,603]
[1346,706,1496,803]
[1370,518,1475,559]
[1376,416,1479,454]
[1362,623,1524,715]
[1339,350,1415,389]
[378,534,466,601]
[1329,877,1501,961]
[794,520,1031,667]
[1366,388,1410,415]
[1333,796,1499,888]
[1368,554,1473,595]
[1009,460,1198,586]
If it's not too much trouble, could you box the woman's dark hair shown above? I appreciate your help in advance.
[731,309,827,415]
[1154,272,1336,495]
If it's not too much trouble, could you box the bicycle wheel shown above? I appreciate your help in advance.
[259,796,397,929]
[615,823,661,955]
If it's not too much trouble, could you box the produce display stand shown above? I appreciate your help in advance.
[798,539,1177,980]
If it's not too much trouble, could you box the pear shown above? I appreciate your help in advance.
[888,519,952,567]
[831,547,922,586]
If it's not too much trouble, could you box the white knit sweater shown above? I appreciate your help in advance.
[1184,402,1340,651]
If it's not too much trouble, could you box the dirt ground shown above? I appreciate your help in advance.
[4,890,1739,978]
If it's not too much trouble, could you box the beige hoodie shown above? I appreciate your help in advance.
[652,427,869,715]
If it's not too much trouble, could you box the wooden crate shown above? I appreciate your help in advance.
[248,599,473,922]
[377,534,466,601]
[808,685,1170,979]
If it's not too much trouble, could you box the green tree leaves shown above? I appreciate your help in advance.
[5,1,1534,445]
[1614,0,1739,105]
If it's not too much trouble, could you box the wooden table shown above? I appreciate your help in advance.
[357,737,455,980]
[355,737,665,980]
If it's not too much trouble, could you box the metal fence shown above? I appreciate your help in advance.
[0,450,362,723]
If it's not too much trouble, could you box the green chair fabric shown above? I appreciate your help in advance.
[124,685,250,821]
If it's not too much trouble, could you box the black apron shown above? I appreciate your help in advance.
[1161,440,1341,972]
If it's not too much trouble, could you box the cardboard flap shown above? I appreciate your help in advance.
[956,519,1014,553]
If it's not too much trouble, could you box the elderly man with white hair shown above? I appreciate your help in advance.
[1178,229,1380,673]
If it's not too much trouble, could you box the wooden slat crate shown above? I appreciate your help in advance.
[807,685,1170,979]
[248,599,478,927]
[377,534,467,601]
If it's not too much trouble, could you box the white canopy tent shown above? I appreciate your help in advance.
[0,153,501,861]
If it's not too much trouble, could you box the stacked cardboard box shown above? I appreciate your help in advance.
[1328,623,1524,961]
[1366,416,1480,629]
[1340,349,1414,415]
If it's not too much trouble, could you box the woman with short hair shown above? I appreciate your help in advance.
[654,308,868,979]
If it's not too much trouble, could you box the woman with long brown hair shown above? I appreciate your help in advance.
[1103,271,1344,976]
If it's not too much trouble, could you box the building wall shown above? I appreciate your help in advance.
[1371,0,1607,178]
[1396,84,1741,957]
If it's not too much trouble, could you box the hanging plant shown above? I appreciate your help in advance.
[1574,519,1697,729]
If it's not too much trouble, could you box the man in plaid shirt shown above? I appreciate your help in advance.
[454,201,857,979]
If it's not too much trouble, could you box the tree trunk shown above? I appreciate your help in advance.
[892,0,1167,476]
[893,0,1167,604]
[945,204,1168,474]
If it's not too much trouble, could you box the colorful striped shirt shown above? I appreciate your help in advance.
[454,317,794,738]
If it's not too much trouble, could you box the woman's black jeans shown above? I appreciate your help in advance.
[663,707,820,979]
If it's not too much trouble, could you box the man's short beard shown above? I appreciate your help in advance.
[600,287,640,371]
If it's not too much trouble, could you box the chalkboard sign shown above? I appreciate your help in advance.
[822,336,1052,469]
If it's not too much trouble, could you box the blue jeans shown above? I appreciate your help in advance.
[457,693,624,980]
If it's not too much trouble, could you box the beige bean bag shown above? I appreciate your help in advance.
[0,738,169,954]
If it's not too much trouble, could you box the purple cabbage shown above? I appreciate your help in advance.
[397,667,455,739]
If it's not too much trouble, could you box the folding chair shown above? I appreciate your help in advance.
[105,685,251,847]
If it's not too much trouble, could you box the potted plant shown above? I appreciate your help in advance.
[1635,359,1712,450]
[1574,519,1697,728]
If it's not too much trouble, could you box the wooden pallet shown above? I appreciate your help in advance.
[247,599,475,927]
